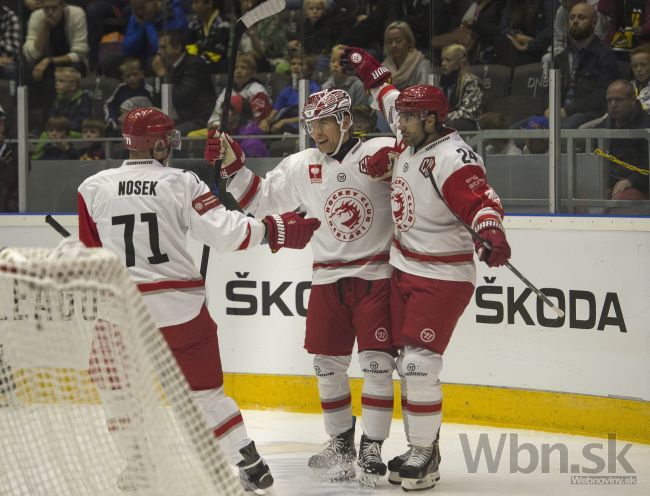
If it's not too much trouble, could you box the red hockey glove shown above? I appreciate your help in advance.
[366,145,400,180]
[341,46,392,90]
[474,219,511,267]
[204,129,245,178]
[263,212,321,252]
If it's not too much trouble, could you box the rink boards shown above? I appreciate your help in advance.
[0,214,648,443]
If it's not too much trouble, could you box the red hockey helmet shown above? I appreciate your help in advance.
[395,85,449,123]
[302,89,352,125]
[122,107,181,152]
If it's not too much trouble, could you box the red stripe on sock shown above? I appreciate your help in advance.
[321,395,351,411]
[213,413,244,438]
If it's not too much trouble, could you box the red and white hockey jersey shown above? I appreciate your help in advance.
[78,159,266,327]
[227,138,396,285]
[372,85,505,284]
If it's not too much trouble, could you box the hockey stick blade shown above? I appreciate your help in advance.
[427,174,565,319]
[45,214,71,238]
[240,0,285,29]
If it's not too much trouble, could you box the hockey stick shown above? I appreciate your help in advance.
[200,0,286,280]
[427,174,565,319]
[45,214,71,238]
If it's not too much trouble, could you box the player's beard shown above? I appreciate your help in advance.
[152,139,171,166]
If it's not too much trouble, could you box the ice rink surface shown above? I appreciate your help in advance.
[243,410,650,496]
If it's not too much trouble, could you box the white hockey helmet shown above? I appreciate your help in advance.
[302,88,352,126]
[302,89,353,155]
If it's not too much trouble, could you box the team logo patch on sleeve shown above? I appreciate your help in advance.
[309,164,322,183]
[419,157,436,178]
[192,192,221,215]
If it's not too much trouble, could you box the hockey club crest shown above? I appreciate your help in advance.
[391,177,415,231]
[324,188,374,241]
[359,155,371,175]
[419,157,435,178]
[309,163,322,183]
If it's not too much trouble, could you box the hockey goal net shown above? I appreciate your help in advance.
[0,241,244,496]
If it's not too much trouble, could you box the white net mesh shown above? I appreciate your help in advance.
[0,243,244,496]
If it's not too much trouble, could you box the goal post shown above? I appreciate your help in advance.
[0,242,244,496]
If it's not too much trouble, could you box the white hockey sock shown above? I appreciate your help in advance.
[401,346,443,447]
[97,387,151,468]
[313,354,353,436]
[359,350,395,440]
[192,387,250,465]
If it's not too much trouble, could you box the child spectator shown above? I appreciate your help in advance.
[288,0,356,70]
[40,116,79,160]
[186,0,231,73]
[322,45,369,107]
[208,53,272,128]
[79,118,105,160]
[350,104,379,139]
[631,43,650,112]
[440,43,483,130]
[521,115,549,154]
[223,94,269,157]
[48,66,93,132]
[104,58,154,133]
[259,54,320,134]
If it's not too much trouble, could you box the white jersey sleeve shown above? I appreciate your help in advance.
[78,159,265,327]
[227,142,396,285]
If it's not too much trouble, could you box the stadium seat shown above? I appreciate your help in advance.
[485,95,546,124]
[80,76,121,118]
[468,64,511,107]
[510,63,548,98]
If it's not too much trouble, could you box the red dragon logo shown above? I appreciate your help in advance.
[392,191,405,222]
[391,177,415,231]
[331,200,361,229]
[323,188,374,242]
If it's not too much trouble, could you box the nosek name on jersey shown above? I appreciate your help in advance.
[118,180,158,196]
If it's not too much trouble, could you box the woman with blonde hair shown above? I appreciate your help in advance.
[382,21,430,90]
[440,43,483,131]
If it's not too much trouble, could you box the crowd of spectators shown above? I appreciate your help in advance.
[0,0,649,210]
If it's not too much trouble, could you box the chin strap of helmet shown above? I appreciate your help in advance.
[326,111,352,157]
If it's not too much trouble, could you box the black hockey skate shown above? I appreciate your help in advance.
[387,446,413,485]
[238,441,274,493]
[308,419,356,481]
[398,442,440,492]
[388,432,441,485]
[357,434,387,487]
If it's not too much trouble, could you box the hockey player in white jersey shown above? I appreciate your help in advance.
[342,47,512,492]
[205,88,398,486]
[77,107,321,493]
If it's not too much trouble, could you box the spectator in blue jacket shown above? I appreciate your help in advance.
[122,0,187,67]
